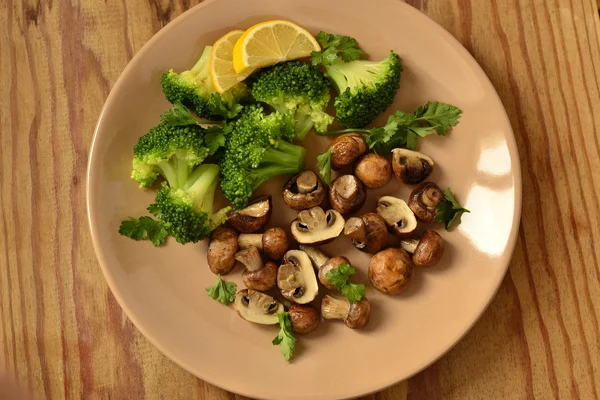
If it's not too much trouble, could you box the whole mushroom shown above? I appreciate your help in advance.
[282,171,326,210]
[343,213,388,254]
[288,304,321,334]
[299,245,351,289]
[329,133,367,170]
[234,289,284,325]
[401,230,445,267]
[238,227,289,261]
[391,149,434,184]
[290,207,345,245]
[408,182,444,223]
[376,196,418,237]
[242,261,278,291]
[321,295,370,329]
[329,175,367,215]
[368,248,414,295]
[354,153,392,189]
[277,250,319,304]
[227,196,272,233]
[207,227,238,275]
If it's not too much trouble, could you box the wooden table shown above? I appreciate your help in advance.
[2,0,600,399]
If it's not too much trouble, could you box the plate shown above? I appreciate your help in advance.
[87,0,521,399]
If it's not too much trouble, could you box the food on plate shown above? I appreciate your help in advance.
[376,196,417,237]
[343,213,388,254]
[272,312,296,362]
[209,30,253,93]
[234,289,284,324]
[324,263,366,304]
[249,61,333,140]
[238,227,289,261]
[206,275,237,305]
[391,148,434,184]
[242,261,278,291]
[282,171,326,210]
[290,207,345,245]
[277,250,319,304]
[299,245,351,290]
[227,196,272,233]
[408,182,444,223]
[354,153,392,189]
[368,248,414,295]
[329,133,368,170]
[207,227,239,275]
[401,230,445,268]
[329,175,367,215]
[316,149,332,186]
[321,295,370,329]
[235,246,263,271]
[434,187,470,230]
[287,304,320,334]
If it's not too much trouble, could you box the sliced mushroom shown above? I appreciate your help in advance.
[391,149,434,184]
[277,250,319,304]
[368,248,414,295]
[376,196,418,237]
[234,289,283,325]
[207,227,238,275]
[282,171,325,210]
[299,245,350,289]
[321,295,370,329]
[408,182,444,223]
[354,153,392,189]
[242,261,278,291]
[238,227,289,261]
[401,230,445,267]
[329,175,367,215]
[227,196,272,233]
[288,304,320,334]
[234,246,263,272]
[344,213,388,254]
[290,207,345,245]
[329,133,367,170]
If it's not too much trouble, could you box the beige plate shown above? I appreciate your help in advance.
[87,0,521,398]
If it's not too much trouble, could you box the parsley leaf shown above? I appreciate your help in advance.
[316,149,332,186]
[208,93,243,119]
[435,188,470,230]
[204,126,226,154]
[160,101,199,126]
[118,216,168,246]
[205,275,237,306]
[414,101,462,136]
[311,31,364,66]
[324,264,366,304]
[272,312,296,362]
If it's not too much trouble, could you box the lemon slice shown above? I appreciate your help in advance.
[210,30,253,93]
[233,20,320,73]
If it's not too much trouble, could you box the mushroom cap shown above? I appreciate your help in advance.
[329,133,367,170]
[262,227,289,261]
[288,304,321,334]
[329,175,367,215]
[391,149,434,184]
[234,289,283,325]
[277,250,319,304]
[207,227,238,275]
[354,153,392,189]
[282,171,326,210]
[368,248,414,295]
[242,261,278,291]
[344,213,388,254]
[412,230,445,267]
[376,196,418,237]
[227,196,272,233]
[408,182,444,223]
[319,256,350,289]
[290,207,345,245]
[346,298,371,329]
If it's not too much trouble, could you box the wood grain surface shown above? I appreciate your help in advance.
[1,0,599,399]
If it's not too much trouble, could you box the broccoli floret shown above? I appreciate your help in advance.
[219,105,307,208]
[161,46,247,120]
[326,51,402,128]
[250,61,333,140]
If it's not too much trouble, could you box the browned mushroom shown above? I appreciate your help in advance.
[238,227,289,261]
[344,213,388,254]
[321,295,370,329]
[354,153,392,189]
[408,182,444,223]
[368,248,414,295]
[282,171,326,210]
[288,304,320,334]
[329,133,367,170]
[376,196,418,237]
[290,207,345,245]
[242,261,278,291]
[401,230,445,267]
[329,175,367,215]
[227,196,272,233]
[391,149,434,184]
[299,245,350,289]
[207,227,238,275]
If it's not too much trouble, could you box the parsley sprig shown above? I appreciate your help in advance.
[435,188,470,230]
[311,31,364,66]
[316,148,332,186]
[118,216,168,246]
[205,275,237,306]
[325,264,366,304]
[272,312,296,362]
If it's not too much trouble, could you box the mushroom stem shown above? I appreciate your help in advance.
[344,217,367,242]
[422,187,442,207]
[238,233,263,250]
[400,239,419,254]
[299,245,329,269]
[296,171,318,194]
[235,247,264,272]
[321,295,351,320]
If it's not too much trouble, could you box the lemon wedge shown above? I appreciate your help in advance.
[210,30,253,93]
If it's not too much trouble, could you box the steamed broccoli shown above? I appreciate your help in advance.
[161,46,247,120]
[249,61,333,140]
[219,105,307,208]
